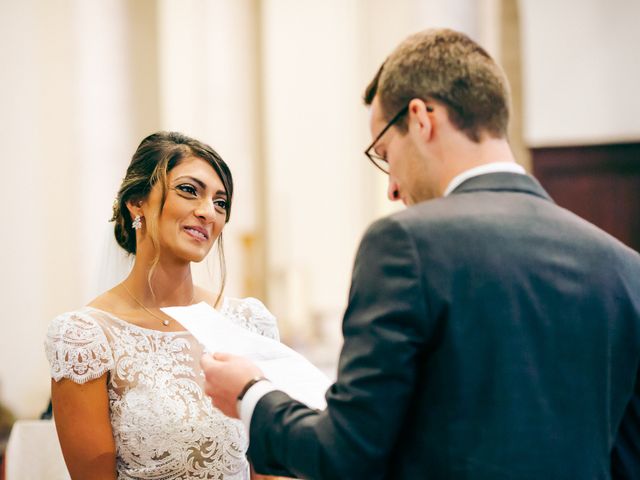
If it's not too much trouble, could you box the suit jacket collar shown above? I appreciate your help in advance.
[449,172,553,202]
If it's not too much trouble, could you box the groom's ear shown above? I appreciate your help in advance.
[408,98,436,144]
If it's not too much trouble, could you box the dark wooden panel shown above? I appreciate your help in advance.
[532,143,640,252]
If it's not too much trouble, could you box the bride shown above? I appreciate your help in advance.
[45,131,279,479]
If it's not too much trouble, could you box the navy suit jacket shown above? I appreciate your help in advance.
[248,173,640,479]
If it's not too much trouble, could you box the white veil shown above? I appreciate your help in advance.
[88,220,134,300]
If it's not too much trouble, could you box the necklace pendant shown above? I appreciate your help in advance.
[162,319,170,326]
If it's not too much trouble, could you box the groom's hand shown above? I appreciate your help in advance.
[201,352,263,419]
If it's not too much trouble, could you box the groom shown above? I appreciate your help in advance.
[201,28,640,479]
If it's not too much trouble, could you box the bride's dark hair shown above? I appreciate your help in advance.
[111,131,233,306]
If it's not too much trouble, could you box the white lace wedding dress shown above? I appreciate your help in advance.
[44,297,279,480]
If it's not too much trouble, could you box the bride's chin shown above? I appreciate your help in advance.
[162,248,209,265]
[188,249,212,263]
[174,242,213,263]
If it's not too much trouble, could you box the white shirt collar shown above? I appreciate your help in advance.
[443,162,527,197]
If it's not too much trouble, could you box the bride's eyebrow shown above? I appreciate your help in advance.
[174,175,206,189]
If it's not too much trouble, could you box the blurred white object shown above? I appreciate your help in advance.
[5,420,70,480]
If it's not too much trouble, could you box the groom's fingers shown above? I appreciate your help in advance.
[200,353,218,371]
[200,352,233,372]
[213,351,233,361]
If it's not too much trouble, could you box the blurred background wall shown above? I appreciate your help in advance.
[0,0,638,419]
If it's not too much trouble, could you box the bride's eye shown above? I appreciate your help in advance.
[213,198,228,213]
[175,184,198,197]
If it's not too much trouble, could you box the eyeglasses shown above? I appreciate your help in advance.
[364,104,409,174]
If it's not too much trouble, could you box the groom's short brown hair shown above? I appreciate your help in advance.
[364,28,511,143]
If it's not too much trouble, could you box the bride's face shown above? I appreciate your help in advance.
[144,155,229,264]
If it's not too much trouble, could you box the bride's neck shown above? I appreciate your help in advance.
[125,259,194,307]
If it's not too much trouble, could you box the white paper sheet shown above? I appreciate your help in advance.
[161,302,330,410]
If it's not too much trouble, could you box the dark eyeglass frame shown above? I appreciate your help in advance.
[364,104,409,174]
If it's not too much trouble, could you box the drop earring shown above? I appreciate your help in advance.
[132,215,143,230]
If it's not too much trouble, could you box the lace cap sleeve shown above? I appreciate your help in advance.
[223,297,280,341]
[44,311,114,384]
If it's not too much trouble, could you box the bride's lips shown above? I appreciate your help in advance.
[183,225,209,241]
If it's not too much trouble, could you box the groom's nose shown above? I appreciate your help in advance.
[387,177,400,202]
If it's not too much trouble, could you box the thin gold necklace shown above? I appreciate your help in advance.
[121,283,195,327]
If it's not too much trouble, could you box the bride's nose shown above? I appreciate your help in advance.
[194,199,216,222]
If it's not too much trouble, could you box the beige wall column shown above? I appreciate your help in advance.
[499,0,530,170]
[0,0,74,418]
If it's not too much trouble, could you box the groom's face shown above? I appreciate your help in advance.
[369,96,438,206]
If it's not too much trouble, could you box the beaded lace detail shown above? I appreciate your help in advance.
[45,297,279,480]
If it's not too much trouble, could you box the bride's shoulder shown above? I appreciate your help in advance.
[221,296,272,316]
[46,305,109,346]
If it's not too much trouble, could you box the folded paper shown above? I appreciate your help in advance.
[162,302,330,410]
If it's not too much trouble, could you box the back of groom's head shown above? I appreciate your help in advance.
[364,28,511,143]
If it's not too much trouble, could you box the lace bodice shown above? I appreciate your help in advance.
[45,297,279,480]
